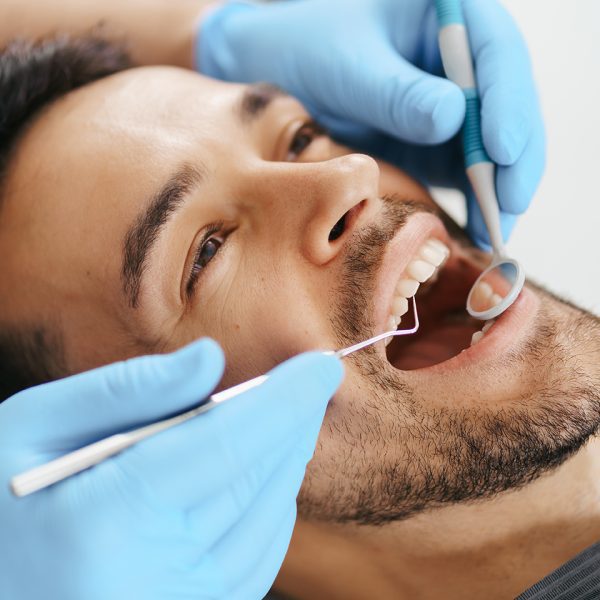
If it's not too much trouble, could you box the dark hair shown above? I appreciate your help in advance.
[0,36,131,402]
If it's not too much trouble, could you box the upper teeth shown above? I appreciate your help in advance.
[385,237,450,344]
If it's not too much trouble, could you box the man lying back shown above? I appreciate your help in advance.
[1,38,599,599]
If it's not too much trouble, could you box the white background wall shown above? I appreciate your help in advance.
[438,0,600,315]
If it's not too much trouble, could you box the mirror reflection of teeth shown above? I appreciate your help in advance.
[471,281,504,312]
[469,281,502,347]
[385,238,451,346]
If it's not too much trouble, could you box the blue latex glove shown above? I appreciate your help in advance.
[0,338,343,600]
[198,0,545,248]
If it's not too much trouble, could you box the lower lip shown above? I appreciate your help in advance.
[404,285,539,375]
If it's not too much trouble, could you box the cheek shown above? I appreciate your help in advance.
[322,363,373,420]
[170,234,340,389]
[212,275,339,389]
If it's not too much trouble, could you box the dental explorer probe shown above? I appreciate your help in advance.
[11,298,419,497]
[434,0,525,320]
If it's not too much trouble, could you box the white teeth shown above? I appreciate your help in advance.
[396,278,420,298]
[471,331,484,346]
[471,280,493,311]
[469,319,496,348]
[427,238,450,256]
[472,280,505,312]
[385,238,451,340]
[474,280,493,301]
[482,320,495,333]
[406,259,436,283]
[392,296,409,317]
[419,242,446,267]
[490,293,502,307]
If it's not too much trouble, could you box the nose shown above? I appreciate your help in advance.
[251,154,381,265]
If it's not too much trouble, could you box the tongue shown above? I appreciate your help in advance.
[390,322,475,370]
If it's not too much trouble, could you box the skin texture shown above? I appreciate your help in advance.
[0,0,208,68]
[1,68,600,598]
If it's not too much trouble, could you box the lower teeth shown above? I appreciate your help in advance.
[471,330,484,346]
[470,319,495,347]
[482,320,494,333]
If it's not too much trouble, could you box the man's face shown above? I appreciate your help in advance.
[2,67,599,523]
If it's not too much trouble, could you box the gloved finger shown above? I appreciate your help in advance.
[17,338,224,447]
[315,114,468,194]
[185,411,322,554]
[466,190,518,250]
[117,352,342,510]
[194,439,311,596]
[227,509,297,600]
[463,0,539,166]
[315,38,465,146]
[496,111,546,215]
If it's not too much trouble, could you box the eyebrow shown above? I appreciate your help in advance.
[121,163,206,308]
[121,83,283,308]
[237,82,289,125]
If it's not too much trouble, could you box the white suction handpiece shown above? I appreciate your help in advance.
[434,0,524,321]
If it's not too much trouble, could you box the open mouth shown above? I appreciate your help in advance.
[384,237,506,371]
[328,205,529,371]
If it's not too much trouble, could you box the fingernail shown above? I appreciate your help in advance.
[495,125,527,165]
[404,81,464,144]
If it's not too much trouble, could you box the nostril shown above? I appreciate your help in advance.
[327,200,368,244]
[329,213,347,242]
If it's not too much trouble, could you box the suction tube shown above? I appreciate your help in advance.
[434,0,505,255]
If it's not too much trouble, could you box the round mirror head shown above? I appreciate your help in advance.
[466,259,524,320]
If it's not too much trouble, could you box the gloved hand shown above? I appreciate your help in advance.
[197,0,545,248]
[0,338,343,600]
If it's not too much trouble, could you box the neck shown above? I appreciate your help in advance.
[276,436,600,600]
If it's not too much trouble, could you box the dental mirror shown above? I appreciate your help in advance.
[466,257,525,321]
[464,162,525,321]
[432,0,525,323]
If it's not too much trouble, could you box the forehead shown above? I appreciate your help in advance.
[3,66,246,254]
[0,68,248,359]
[49,66,244,166]
[4,67,252,245]
[5,67,247,234]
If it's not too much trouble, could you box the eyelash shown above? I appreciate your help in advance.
[287,120,327,161]
[185,121,327,298]
[186,221,226,298]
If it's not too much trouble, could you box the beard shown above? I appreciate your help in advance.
[297,198,600,525]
